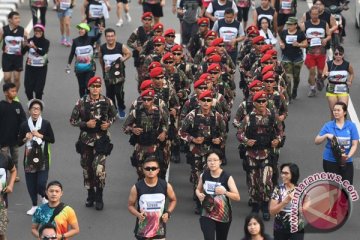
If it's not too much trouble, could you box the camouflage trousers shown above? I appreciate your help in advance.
[189,154,207,191]
[282,61,303,97]
[247,157,274,203]
[0,145,19,169]
[0,208,8,235]
[80,144,107,189]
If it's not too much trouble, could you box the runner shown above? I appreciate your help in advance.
[55,0,75,46]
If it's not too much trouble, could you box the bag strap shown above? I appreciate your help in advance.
[47,202,66,224]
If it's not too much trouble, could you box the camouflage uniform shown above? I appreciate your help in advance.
[175,61,196,83]
[237,108,284,213]
[70,95,117,189]
[165,67,191,106]
[141,52,164,83]
[123,104,168,179]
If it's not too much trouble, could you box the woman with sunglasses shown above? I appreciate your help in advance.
[279,17,307,100]
[195,150,240,240]
[270,163,304,240]
[315,102,358,184]
[22,24,50,100]
[322,46,354,118]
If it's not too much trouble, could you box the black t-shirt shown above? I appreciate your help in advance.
[0,153,15,208]
[280,28,306,61]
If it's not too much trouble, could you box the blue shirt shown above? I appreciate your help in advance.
[319,120,359,163]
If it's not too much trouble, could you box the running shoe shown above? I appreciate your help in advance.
[65,40,72,47]
[308,89,316,97]
[116,19,123,27]
[316,78,324,91]
[26,206,38,216]
[118,109,126,119]
[126,13,132,23]
[41,197,48,204]
[60,38,66,46]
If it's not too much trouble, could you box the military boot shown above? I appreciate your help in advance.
[262,201,270,221]
[85,188,95,207]
[95,188,104,210]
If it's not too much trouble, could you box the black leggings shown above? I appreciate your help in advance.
[31,6,47,26]
[274,229,305,240]
[25,170,49,206]
[323,160,354,184]
[24,65,48,100]
[76,71,95,97]
[200,216,231,240]
[105,81,125,110]
[237,6,250,22]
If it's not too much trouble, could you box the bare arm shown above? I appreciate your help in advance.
[5,166,16,193]
[347,64,354,86]
[225,176,240,201]
[128,185,141,218]
[315,133,332,145]
[31,223,40,238]
[347,140,358,159]
[122,44,132,62]
[166,183,177,213]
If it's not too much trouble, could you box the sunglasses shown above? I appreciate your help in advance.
[90,84,101,88]
[154,44,163,47]
[334,52,343,56]
[154,30,163,33]
[256,99,267,104]
[173,52,182,56]
[142,97,153,102]
[207,37,215,41]
[264,80,275,83]
[166,35,175,38]
[209,71,219,75]
[144,166,159,171]
[250,88,261,92]
[263,61,272,65]
[143,18,152,21]
[200,98,212,102]
[154,75,164,80]
[42,236,57,240]
[197,86,207,90]
[217,44,225,47]
[272,56,277,59]
[164,61,174,65]
[256,42,265,45]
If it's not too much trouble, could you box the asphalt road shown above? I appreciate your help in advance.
[3,0,360,239]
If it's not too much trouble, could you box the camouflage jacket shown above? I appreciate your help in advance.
[140,52,164,81]
[236,109,284,159]
[164,68,191,102]
[126,26,153,50]
[179,108,226,156]
[175,61,196,82]
[129,96,169,122]
[70,94,117,145]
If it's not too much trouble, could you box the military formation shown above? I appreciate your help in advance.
[121,10,290,219]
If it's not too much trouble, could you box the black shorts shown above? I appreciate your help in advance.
[237,6,250,22]
[116,0,129,3]
[2,54,23,72]
[277,13,295,27]
[143,3,163,18]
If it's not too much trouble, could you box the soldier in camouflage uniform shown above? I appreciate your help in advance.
[193,30,217,65]
[188,17,210,58]
[150,67,181,164]
[211,38,236,76]
[140,22,164,59]
[179,90,226,214]
[164,28,177,52]
[236,90,284,221]
[172,44,196,83]
[127,12,154,84]
[70,76,117,210]
[123,89,169,179]
[140,35,166,84]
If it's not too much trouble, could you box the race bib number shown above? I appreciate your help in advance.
[285,35,297,44]
[310,37,321,47]
[334,84,348,94]
[214,10,225,19]
[224,34,236,42]
[7,45,21,55]
[60,0,71,10]
[31,0,45,7]
[89,4,104,18]
[337,136,351,149]
[281,0,291,10]
[237,0,250,8]
[204,180,221,195]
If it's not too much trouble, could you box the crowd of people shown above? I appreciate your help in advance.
[0,0,358,239]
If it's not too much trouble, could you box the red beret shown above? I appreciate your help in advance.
[266,49,277,56]
[261,64,274,75]
[164,28,175,36]
[140,80,153,90]
[198,17,210,26]
[198,90,213,100]
[260,44,273,53]
[248,28,260,36]
[248,80,263,89]
[207,63,221,73]
[199,73,211,82]
[142,12,153,19]
[150,67,163,78]
[260,54,272,63]
[246,25,258,33]
[171,44,183,52]
[263,71,275,81]
[162,52,174,62]
[253,90,267,102]
[205,30,217,39]
[207,54,221,63]
[211,38,224,47]
[141,89,155,98]
[252,35,265,44]
[87,76,101,87]
[153,23,164,31]
[148,61,162,71]
[153,36,165,44]
[205,46,217,56]
[194,78,207,89]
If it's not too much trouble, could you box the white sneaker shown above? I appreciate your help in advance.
[116,19,123,27]
[26,206,38,216]
[126,13,132,23]
[42,197,48,204]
